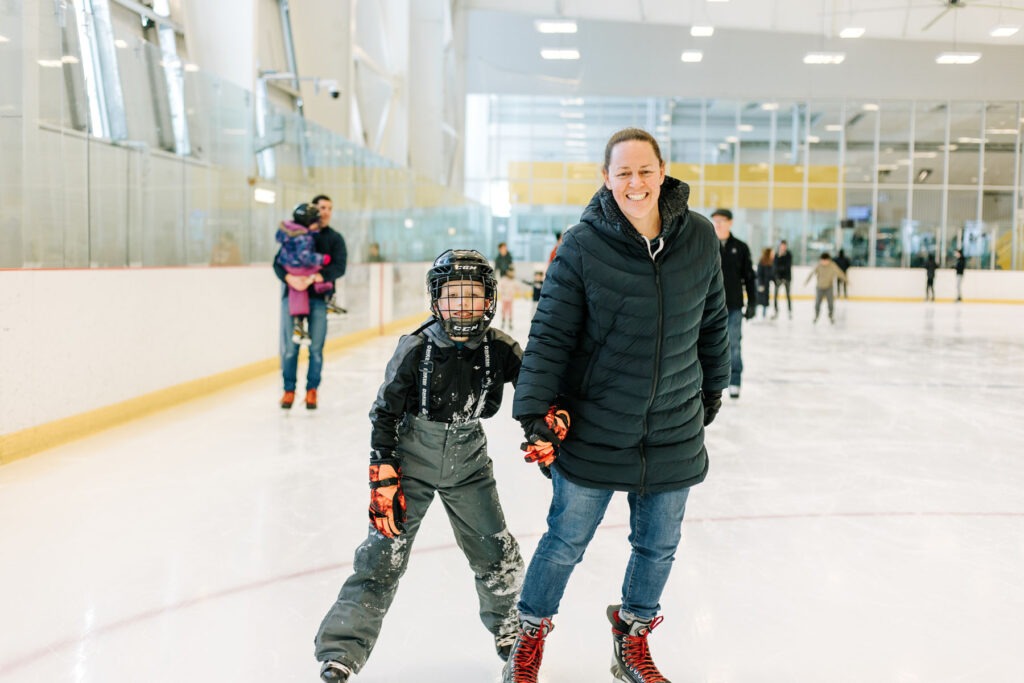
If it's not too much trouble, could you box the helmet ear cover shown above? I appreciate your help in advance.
[426,249,497,337]
[291,202,320,227]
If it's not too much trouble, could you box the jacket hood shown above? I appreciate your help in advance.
[280,220,312,234]
[580,175,690,252]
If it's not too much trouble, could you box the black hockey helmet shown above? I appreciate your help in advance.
[291,202,320,228]
[426,249,497,338]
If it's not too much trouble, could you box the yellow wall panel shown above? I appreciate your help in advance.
[703,185,735,208]
[531,182,566,204]
[773,185,804,210]
[774,165,805,183]
[807,186,839,210]
[737,186,770,209]
[567,163,600,181]
[806,166,840,183]
[509,181,530,204]
[669,163,702,182]
[704,164,734,182]
[532,162,565,179]
[566,182,597,206]
[739,164,770,182]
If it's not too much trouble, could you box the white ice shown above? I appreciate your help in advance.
[1,299,1023,683]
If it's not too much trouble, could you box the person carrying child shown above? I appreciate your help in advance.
[315,249,526,682]
[275,202,333,345]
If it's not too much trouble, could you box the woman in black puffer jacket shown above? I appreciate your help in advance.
[502,128,730,683]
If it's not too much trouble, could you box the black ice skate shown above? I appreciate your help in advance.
[325,295,347,315]
[319,660,351,682]
[291,317,310,345]
[495,630,517,662]
[607,605,670,683]
[501,618,553,683]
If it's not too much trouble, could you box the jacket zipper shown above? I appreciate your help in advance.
[640,248,664,495]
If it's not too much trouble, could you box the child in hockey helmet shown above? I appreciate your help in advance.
[426,249,497,340]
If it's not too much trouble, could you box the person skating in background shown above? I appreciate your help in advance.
[834,248,851,299]
[315,250,525,682]
[755,247,774,320]
[805,252,847,324]
[522,270,544,316]
[275,203,333,345]
[495,241,514,278]
[954,249,966,301]
[710,208,757,399]
[772,239,793,319]
[504,127,730,683]
[273,194,347,410]
[547,231,563,266]
[498,264,519,329]
[924,253,938,301]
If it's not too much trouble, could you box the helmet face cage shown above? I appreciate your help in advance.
[292,202,320,228]
[427,250,497,338]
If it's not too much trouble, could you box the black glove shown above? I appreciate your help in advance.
[701,391,722,426]
[744,305,757,320]
[519,414,563,447]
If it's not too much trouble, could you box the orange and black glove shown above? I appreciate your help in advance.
[368,451,406,538]
[520,407,571,477]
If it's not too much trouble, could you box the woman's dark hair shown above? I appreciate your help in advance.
[602,128,664,172]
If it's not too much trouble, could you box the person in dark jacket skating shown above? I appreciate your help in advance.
[315,250,525,682]
[501,128,730,683]
[772,239,793,319]
[710,208,757,399]
[273,194,347,410]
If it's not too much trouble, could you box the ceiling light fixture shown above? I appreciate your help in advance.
[936,52,981,64]
[826,124,844,131]
[803,52,846,65]
[761,102,780,111]
[680,50,703,63]
[541,48,580,60]
[915,169,932,183]
[839,27,865,38]
[990,25,1020,37]
[535,20,577,34]
[691,25,714,37]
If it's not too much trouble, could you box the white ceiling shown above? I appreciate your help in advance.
[462,0,1024,46]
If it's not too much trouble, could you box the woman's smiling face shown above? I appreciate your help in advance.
[602,139,665,233]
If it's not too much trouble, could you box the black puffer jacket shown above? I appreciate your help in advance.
[512,177,730,493]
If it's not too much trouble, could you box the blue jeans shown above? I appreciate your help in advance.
[726,307,743,387]
[517,468,690,622]
[280,295,327,391]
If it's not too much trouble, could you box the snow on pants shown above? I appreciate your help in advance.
[313,415,524,672]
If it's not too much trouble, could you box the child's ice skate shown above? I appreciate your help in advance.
[319,660,351,682]
[326,294,347,315]
[607,605,670,683]
[291,316,311,345]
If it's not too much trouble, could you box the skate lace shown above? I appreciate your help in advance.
[621,616,667,682]
[510,619,552,682]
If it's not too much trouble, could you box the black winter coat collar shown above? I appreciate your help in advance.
[581,176,690,256]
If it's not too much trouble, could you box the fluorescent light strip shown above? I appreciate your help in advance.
[804,51,845,64]
[825,124,843,131]
[541,48,580,60]
[840,27,865,38]
[0,35,9,43]
[535,20,577,34]
[691,25,714,37]
[990,25,1020,37]
[936,52,981,64]
[680,50,703,63]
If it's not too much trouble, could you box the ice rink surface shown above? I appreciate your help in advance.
[1,299,1023,682]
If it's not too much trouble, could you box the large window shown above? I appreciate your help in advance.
[467,95,1024,270]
